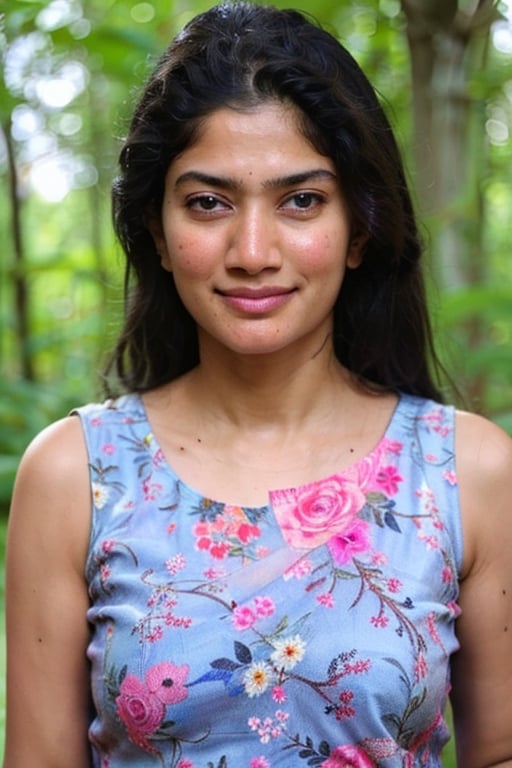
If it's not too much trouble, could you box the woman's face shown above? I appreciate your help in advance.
[150,101,364,362]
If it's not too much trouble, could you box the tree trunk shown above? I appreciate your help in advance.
[400,0,499,409]
[2,122,35,381]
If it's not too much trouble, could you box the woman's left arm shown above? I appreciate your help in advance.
[450,411,512,768]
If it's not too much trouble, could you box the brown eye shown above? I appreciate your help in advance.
[293,193,315,208]
[281,191,325,213]
[187,195,222,211]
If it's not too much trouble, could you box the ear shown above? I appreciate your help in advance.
[347,231,368,269]
[146,214,172,272]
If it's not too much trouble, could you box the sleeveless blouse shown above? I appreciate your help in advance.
[76,392,463,768]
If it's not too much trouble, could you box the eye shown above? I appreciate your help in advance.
[281,192,325,213]
[185,194,230,213]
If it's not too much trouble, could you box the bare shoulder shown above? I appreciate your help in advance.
[451,411,512,766]
[454,410,512,575]
[9,414,91,565]
[5,415,93,766]
[455,409,512,477]
[17,412,88,476]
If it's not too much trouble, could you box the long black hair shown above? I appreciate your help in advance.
[107,1,444,401]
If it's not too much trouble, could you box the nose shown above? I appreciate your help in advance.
[224,205,282,274]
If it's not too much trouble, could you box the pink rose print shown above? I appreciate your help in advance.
[116,675,165,751]
[116,662,189,752]
[321,744,375,768]
[270,475,366,550]
[327,518,371,565]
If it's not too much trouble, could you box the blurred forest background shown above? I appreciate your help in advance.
[1,0,512,517]
[0,0,511,760]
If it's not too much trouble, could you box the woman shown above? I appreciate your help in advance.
[4,3,512,767]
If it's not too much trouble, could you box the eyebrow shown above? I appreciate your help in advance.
[173,169,337,190]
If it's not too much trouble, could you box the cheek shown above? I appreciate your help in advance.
[291,229,348,277]
[168,234,216,279]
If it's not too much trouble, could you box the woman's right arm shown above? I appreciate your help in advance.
[3,416,93,768]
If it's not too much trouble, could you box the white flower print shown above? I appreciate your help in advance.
[243,661,275,697]
[270,634,306,671]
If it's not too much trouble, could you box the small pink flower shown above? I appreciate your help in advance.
[203,566,225,580]
[236,521,261,544]
[233,604,257,630]
[166,554,187,575]
[271,475,366,550]
[196,536,212,552]
[443,470,457,486]
[250,758,270,768]
[284,558,313,579]
[317,592,335,608]
[414,652,428,681]
[387,578,402,594]
[339,690,354,705]
[176,760,194,768]
[272,686,286,703]
[193,521,210,537]
[147,626,163,643]
[441,566,452,583]
[370,614,389,629]
[212,515,227,533]
[254,595,276,618]
[375,465,403,496]
[102,442,116,455]
[100,564,111,582]
[327,518,371,565]
[351,659,371,674]
[418,533,439,550]
[210,541,231,559]
[102,540,115,553]
[321,744,375,767]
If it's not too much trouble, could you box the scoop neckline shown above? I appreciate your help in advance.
[128,390,407,511]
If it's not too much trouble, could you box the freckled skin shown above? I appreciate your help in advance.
[149,102,363,363]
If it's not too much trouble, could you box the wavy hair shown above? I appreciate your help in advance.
[107,1,444,400]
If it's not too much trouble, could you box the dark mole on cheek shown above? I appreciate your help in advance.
[197,438,202,443]
[179,446,185,452]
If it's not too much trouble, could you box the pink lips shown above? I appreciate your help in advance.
[218,286,295,314]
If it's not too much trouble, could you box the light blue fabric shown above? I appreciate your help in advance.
[76,392,463,767]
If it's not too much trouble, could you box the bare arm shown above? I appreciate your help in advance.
[3,416,92,768]
[451,412,512,768]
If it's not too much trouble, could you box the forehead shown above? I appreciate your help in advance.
[167,101,334,179]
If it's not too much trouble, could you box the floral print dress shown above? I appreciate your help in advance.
[76,392,463,768]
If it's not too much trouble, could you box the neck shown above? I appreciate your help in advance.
[182,337,359,434]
